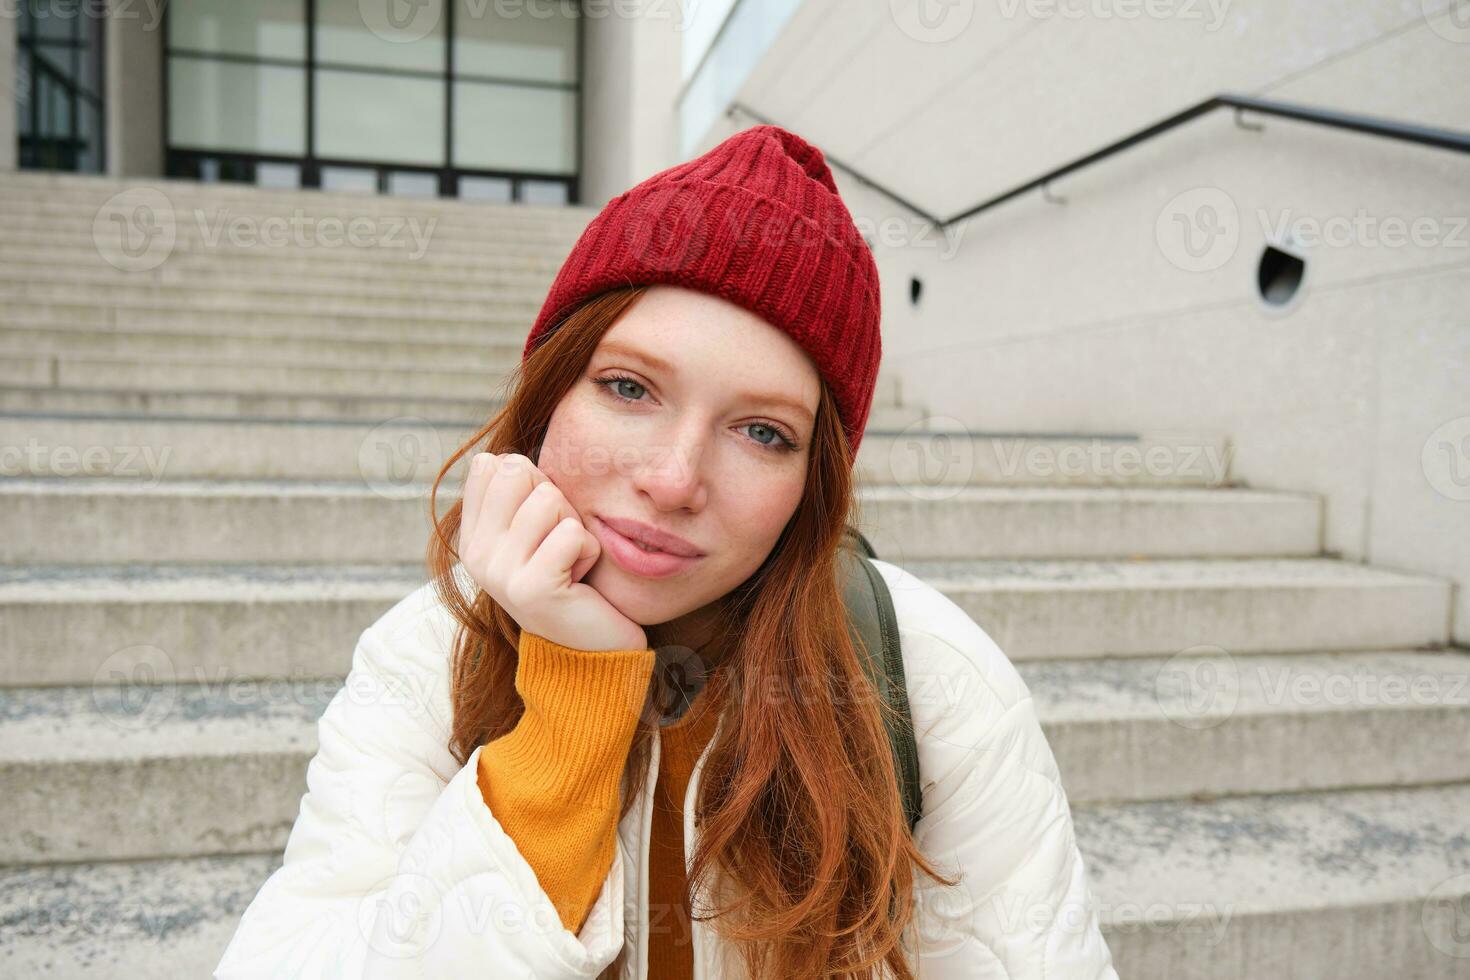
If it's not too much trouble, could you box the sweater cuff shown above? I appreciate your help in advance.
[481,631,655,805]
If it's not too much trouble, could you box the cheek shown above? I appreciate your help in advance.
[720,468,805,559]
[536,394,607,492]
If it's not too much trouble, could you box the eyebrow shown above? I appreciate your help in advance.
[595,340,815,426]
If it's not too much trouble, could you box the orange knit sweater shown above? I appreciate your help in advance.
[476,631,722,979]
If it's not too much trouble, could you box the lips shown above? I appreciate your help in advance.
[590,516,704,580]
[596,515,703,558]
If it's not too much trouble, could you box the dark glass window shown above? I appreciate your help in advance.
[16,0,107,172]
[164,0,580,202]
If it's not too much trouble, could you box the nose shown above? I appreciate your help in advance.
[630,416,709,513]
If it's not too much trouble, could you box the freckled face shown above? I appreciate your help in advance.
[534,285,821,628]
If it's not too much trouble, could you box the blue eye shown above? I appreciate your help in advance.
[591,374,801,454]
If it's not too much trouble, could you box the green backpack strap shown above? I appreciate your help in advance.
[839,525,923,834]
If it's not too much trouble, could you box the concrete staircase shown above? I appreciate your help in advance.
[1,171,1467,978]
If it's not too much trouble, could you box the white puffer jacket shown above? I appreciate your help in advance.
[215,559,1118,979]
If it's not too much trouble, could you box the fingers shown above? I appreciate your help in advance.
[464,453,587,577]
[499,480,565,570]
[475,453,540,551]
[568,525,601,583]
[458,452,498,551]
[523,517,589,588]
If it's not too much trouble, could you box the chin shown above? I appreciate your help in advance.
[586,564,685,627]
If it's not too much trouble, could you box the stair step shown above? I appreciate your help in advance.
[0,680,331,863]
[0,261,557,300]
[1020,648,1470,802]
[1,309,531,344]
[1,297,530,332]
[0,235,572,274]
[0,562,426,686]
[0,281,539,320]
[0,218,585,260]
[1,416,1217,487]
[7,644,1469,862]
[2,783,1466,979]
[897,556,1450,658]
[0,852,281,979]
[0,169,600,212]
[1074,782,1470,979]
[0,323,524,369]
[4,557,1446,688]
[0,386,501,423]
[0,479,1321,565]
[859,485,1319,560]
[10,351,510,401]
[0,185,597,228]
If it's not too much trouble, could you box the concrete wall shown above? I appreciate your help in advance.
[680,0,1470,643]
[579,0,683,207]
[1,11,15,171]
[105,0,164,177]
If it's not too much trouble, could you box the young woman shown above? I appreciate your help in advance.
[216,126,1116,979]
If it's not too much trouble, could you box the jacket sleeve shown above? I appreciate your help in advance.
[876,561,1119,980]
[213,608,639,979]
[477,631,656,936]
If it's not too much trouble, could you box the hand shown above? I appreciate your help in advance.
[457,452,648,652]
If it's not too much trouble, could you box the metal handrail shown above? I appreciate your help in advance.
[729,95,1470,228]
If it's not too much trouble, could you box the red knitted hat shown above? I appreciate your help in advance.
[522,124,882,461]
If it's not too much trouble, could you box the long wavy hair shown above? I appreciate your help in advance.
[424,284,958,978]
